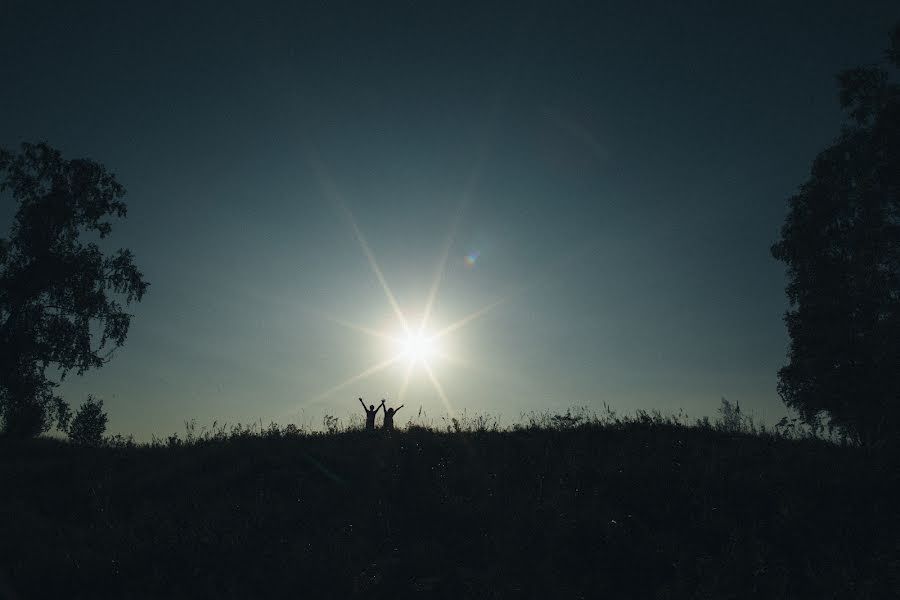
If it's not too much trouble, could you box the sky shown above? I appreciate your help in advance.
[1,1,897,439]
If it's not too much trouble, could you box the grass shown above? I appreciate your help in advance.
[1,408,897,599]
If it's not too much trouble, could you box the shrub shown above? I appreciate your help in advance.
[67,396,108,446]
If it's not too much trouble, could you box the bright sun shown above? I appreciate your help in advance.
[399,332,437,364]
[303,158,511,413]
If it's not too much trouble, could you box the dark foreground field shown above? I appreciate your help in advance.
[1,419,898,599]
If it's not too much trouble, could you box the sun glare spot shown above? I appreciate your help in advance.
[399,332,437,364]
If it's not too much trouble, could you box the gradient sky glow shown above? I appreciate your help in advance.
[2,1,897,439]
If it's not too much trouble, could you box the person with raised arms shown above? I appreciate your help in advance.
[359,398,384,431]
[382,402,403,431]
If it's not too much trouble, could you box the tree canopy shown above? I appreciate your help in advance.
[0,142,148,437]
[771,24,900,444]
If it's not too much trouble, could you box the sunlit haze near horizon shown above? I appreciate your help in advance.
[1,1,896,439]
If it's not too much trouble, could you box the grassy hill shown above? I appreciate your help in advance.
[1,415,897,599]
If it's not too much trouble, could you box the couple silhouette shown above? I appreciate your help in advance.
[359,398,403,431]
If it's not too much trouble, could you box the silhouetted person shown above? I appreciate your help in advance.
[359,398,384,431]
[382,403,403,431]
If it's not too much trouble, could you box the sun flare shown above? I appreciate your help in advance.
[398,332,437,365]
[304,156,511,413]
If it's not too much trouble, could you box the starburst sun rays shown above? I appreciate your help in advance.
[306,229,502,416]
[304,155,506,416]
[297,149,600,421]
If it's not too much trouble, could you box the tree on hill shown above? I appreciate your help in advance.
[771,24,900,445]
[67,396,108,446]
[0,143,149,438]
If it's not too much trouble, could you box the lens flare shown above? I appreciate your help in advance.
[464,250,480,267]
[399,332,437,364]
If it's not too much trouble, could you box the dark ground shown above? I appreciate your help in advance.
[1,420,898,599]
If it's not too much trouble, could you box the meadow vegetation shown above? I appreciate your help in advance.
[1,403,897,598]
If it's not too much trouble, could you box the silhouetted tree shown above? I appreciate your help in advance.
[67,395,108,446]
[0,143,148,438]
[771,24,900,445]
